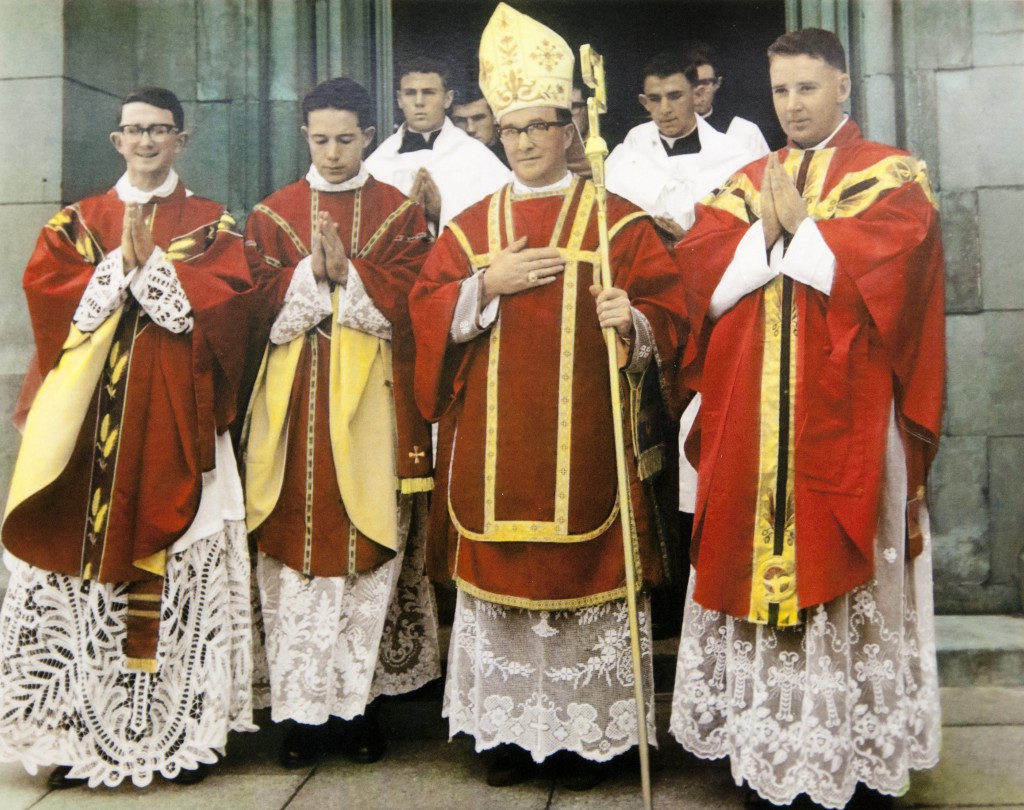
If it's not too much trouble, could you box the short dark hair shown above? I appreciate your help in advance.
[641,52,698,85]
[767,28,847,73]
[397,56,450,89]
[688,43,718,73]
[452,84,487,107]
[119,86,184,130]
[302,78,374,127]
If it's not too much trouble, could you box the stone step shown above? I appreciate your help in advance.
[935,614,1024,687]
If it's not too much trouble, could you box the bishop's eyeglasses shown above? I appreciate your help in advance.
[497,120,568,143]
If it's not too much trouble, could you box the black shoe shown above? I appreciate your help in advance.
[168,763,211,785]
[47,765,86,790]
[279,721,328,769]
[339,713,386,764]
[485,745,535,787]
[560,753,606,792]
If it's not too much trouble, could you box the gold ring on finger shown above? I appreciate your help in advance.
[527,271,538,284]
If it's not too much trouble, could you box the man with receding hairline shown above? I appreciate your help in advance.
[411,4,686,792]
[670,28,944,808]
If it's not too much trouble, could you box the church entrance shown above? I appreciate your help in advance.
[391,0,787,150]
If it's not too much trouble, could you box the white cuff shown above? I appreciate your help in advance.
[450,273,498,343]
[337,260,392,340]
[129,246,194,333]
[270,256,333,344]
[779,218,835,295]
[708,221,779,320]
[73,247,130,331]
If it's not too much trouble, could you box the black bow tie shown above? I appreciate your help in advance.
[661,130,701,157]
[398,129,440,153]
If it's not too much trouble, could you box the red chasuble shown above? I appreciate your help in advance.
[2,184,251,667]
[411,178,686,609]
[675,120,945,624]
[244,176,432,576]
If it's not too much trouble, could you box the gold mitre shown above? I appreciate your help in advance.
[479,3,574,120]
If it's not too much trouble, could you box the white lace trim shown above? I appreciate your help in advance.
[269,257,333,344]
[444,592,656,763]
[73,247,129,331]
[0,521,255,788]
[670,415,941,808]
[338,264,392,340]
[251,494,440,722]
[270,259,393,345]
[128,246,193,333]
[369,495,441,700]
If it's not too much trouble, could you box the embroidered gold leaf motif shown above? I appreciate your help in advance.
[92,503,109,534]
[110,353,128,385]
[216,212,238,233]
[165,235,197,262]
[103,428,118,458]
[76,233,97,265]
[108,342,121,369]
[91,488,103,517]
[100,414,111,443]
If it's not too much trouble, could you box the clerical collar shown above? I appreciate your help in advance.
[398,126,442,153]
[306,163,368,192]
[660,123,700,156]
[804,115,849,151]
[511,171,572,195]
[115,170,180,204]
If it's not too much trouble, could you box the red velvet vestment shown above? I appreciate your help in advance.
[675,120,945,622]
[244,176,432,576]
[3,185,250,580]
[2,185,250,667]
[410,178,687,608]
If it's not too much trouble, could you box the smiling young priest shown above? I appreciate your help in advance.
[0,87,254,789]
[243,77,440,771]
[410,3,687,792]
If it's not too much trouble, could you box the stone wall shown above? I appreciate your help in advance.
[907,1,1024,613]
[845,0,1024,612]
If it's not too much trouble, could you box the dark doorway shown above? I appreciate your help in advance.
[393,0,787,150]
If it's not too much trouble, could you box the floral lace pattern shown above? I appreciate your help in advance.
[670,417,941,809]
[73,248,127,331]
[269,257,332,344]
[253,494,439,722]
[444,593,656,763]
[73,246,194,334]
[271,258,392,345]
[128,247,194,333]
[0,521,255,788]
[339,265,392,340]
[369,495,441,700]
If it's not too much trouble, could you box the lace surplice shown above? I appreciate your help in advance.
[444,593,657,763]
[0,522,255,788]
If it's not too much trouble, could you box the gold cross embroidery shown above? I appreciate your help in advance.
[409,446,426,465]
